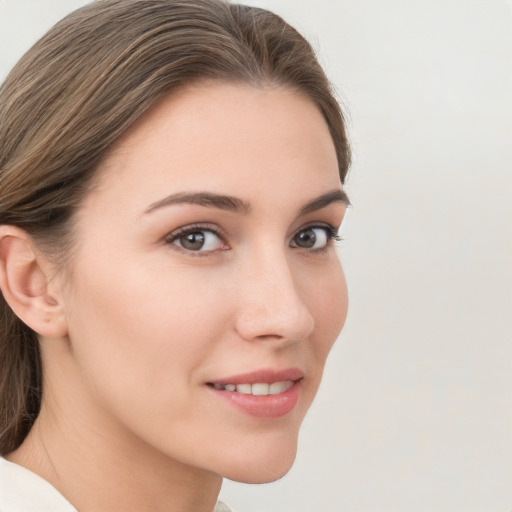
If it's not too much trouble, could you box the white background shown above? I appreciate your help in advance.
[1,1,511,511]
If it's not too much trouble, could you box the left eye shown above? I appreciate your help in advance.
[171,229,225,252]
[291,226,335,249]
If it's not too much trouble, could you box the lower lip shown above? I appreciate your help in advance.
[207,380,301,419]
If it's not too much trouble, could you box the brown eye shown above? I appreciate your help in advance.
[291,226,332,249]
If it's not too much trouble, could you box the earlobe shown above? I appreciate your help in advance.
[0,225,68,338]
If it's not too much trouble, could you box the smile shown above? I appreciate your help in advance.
[209,380,295,395]
[206,368,303,418]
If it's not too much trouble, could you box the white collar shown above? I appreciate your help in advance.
[0,457,235,512]
[0,457,76,511]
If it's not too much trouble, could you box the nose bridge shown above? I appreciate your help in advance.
[234,246,315,344]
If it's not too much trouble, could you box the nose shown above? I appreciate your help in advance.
[233,252,315,346]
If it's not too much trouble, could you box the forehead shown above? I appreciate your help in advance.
[90,82,341,212]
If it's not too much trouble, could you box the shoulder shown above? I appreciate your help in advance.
[0,457,76,512]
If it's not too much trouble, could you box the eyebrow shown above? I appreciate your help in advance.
[298,189,350,215]
[144,188,350,216]
[145,191,251,215]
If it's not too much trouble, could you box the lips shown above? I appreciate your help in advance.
[208,367,303,386]
[210,380,294,395]
[206,368,303,419]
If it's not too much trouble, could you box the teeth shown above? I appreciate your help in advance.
[236,384,252,394]
[251,383,269,396]
[212,380,294,395]
[269,381,293,394]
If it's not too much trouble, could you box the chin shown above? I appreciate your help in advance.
[216,435,298,484]
[231,464,294,484]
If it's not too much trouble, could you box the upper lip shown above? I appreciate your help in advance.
[207,367,304,385]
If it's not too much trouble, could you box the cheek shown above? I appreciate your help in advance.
[305,258,348,359]
[63,254,228,416]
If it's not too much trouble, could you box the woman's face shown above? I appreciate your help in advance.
[57,83,348,483]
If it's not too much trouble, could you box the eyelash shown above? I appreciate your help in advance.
[304,224,342,253]
[164,223,227,257]
[164,222,341,257]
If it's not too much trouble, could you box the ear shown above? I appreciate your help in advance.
[0,225,68,338]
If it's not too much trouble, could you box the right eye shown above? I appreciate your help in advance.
[167,227,227,253]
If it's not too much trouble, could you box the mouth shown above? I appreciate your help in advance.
[205,368,303,419]
[207,380,295,395]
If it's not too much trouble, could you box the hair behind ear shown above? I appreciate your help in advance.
[0,296,42,455]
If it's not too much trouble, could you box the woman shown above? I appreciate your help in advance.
[0,1,350,510]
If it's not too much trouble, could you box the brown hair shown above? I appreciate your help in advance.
[0,0,350,455]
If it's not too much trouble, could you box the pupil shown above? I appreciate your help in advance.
[297,229,316,248]
[182,231,205,250]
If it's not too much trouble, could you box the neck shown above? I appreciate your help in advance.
[7,369,222,512]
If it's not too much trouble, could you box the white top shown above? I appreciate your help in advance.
[0,457,234,512]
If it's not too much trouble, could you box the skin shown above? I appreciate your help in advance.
[6,82,348,512]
